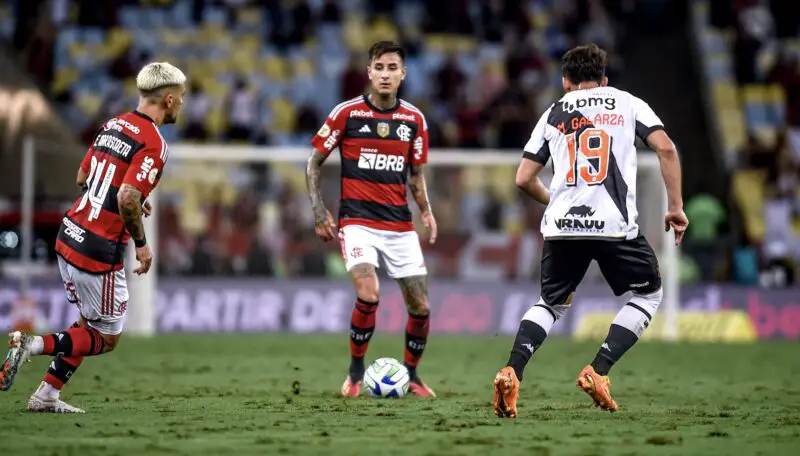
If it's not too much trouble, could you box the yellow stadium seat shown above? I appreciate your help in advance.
[712,81,738,109]
[732,170,766,241]
[76,92,103,117]
[292,57,314,77]
[368,16,399,43]
[161,29,186,48]
[237,7,263,26]
[51,68,79,94]
[741,84,768,103]
[766,84,785,103]
[263,56,289,81]
[343,14,367,50]
[106,28,132,56]
[205,107,227,138]
[717,107,746,152]
[532,12,550,29]
[269,98,297,133]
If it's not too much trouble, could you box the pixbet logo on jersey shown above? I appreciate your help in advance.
[358,149,405,172]
[554,205,605,232]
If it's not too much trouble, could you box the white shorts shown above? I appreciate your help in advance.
[338,225,427,279]
[57,256,128,335]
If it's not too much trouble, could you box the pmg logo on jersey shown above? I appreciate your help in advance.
[555,205,606,232]
[562,96,616,113]
[358,150,406,172]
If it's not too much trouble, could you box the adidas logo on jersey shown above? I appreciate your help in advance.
[358,152,405,172]
[359,125,371,133]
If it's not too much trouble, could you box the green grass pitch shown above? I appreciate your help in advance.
[1,334,799,455]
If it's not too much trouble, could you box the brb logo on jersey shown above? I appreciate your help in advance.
[358,149,405,172]
[555,205,605,232]
[563,97,616,113]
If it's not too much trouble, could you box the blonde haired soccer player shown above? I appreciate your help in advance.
[0,62,186,413]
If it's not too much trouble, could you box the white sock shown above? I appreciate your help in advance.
[29,336,44,355]
[35,381,60,400]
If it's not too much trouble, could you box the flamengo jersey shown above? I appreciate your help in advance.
[523,86,664,240]
[56,111,168,273]
[311,95,428,232]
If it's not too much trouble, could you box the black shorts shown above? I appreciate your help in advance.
[540,235,661,306]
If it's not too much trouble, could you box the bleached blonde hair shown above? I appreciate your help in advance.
[136,62,186,93]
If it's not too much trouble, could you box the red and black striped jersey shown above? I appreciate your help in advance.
[55,111,168,273]
[310,95,429,232]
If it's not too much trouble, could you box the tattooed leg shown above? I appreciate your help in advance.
[397,275,430,316]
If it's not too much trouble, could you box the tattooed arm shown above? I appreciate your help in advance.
[409,163,437,244]
[118,183,152,274]
[306,149,336,241]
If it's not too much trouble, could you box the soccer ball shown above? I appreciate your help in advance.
[363,358,410,398]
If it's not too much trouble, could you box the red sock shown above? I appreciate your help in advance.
[350,298,378,359]
[404,313,430,367]
[42,327,104,357]
[43,356,84,390]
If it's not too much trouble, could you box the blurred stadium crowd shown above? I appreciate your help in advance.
[4,0,623,148]
[693,0,800,286]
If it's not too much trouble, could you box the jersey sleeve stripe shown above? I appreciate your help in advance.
[152,123,168,162]
[523,141,550,165]
[400,100,427,130]
[330,97,363,121]
[634,122,664,143]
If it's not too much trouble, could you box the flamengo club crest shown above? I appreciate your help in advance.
[377,122,390,138]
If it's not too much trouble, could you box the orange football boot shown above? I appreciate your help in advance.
[341,376,361,397]
[493,366,520,418]
[408,377,436,397]
[576,365,618,412]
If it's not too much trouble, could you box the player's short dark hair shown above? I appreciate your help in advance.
[369,41,405,63]
[562,44,607,84]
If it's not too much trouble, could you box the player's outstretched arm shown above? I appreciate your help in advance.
[306,149,336,242]
[409,163,437,244]
[515,159,550,205]
[118,183,152,274]
[647,130,688,245]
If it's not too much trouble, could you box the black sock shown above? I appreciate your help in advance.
[506,320,548,381]
[349,357,366,381]
[404,363,417,381]
[591,324,639,375]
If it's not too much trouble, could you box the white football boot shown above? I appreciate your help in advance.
[27,382,85,413]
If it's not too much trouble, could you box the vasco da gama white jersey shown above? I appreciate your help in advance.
[523,86,664,240]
